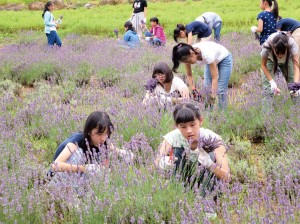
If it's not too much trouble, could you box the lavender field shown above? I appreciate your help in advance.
[0,32,300,223]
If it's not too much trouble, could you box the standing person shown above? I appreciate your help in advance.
[276,18,300,51]
[131,0,148,39]
[172,42,233,110]
[156,102,230,199]
[118,21,140,49]
[144,17,166,46]
[173,22,212,45]
[42,1,62,47]
[251,0,279,45]
[196,12,222,42]
[260,32,299,97]
[143,62,189,106]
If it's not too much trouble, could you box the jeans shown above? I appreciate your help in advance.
[214,21,222,42]
[144,31,164,46]
[204,53,233,110]
[46,31,62,47]
[173,147,216,197]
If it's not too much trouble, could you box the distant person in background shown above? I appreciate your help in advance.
[42,1,62,47]
[130,0,147,39]
[144,17,166,46]
[118,21,140,49]
[276,18,300,52]
[251,0,279,45]
[173,22,212,45]
[196,12,222,42]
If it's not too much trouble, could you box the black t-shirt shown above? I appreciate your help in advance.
[133,0,147,14]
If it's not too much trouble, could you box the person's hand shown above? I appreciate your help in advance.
[251,26,257,33]
[85,164,103,175]
[145,37,151,41]
[192,89,203,102]
[143,18,147,23]
[197,148,214,169]
[269,79,281,95]
[159,156,178,170]
[118,149,135,163]
[290,89,300,98]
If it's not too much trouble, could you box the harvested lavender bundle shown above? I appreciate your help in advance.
[197,136,225,153]
[114,28,119,38]
[144,78,158,93]
[288,82,300,92]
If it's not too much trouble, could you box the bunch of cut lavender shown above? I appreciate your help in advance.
[144,78,158,93]
[197,136,226,153]
[114,28,119,38]
[287,82,300,92]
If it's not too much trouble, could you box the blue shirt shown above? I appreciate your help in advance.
[276,18,300,32]
[185,21,212,38]
[257,11,277,45]
[124,30,140,48]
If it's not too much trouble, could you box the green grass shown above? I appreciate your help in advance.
[0,0,299,42]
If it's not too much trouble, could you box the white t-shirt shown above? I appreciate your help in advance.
[164,128,224,151]
[154,76,188,96]
[193,42,229,65]
[261,32,299,63]
[196,12,222,29]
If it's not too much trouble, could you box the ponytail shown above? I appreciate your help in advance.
[265,0,279,19]
[173,24,185,42]
[42,1,53,18]
[172,43,198,72]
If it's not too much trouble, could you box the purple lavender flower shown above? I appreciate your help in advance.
[287,82,300,92]
[144,78,157,93]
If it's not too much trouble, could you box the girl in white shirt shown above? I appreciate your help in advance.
[172,42,233,110]
[143,62,189,106]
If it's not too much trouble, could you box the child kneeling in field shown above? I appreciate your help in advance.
[118,21,140,49]
[48,111,134,190]
[155,103,230,197]
[143,62,189,106]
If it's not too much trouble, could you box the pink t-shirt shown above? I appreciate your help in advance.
[150,25,166,42]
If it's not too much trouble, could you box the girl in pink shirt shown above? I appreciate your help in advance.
[145,17,166,46]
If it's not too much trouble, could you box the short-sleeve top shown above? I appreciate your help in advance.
[133,0,147,14]
[200,12,222,29]
[185,21,212,38]
[261,32,299,63]
[193,41,229,65]
[257,11,277,45]
[164,128,224,152]
[276,18,300,33]
[154,76,187,96]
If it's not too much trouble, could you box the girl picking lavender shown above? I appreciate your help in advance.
[143,62,189,106]
[261,32,299,97]
[42,1,62,47]
[155,103,230,197]
[172,42,233,110]
[49,111,134,178]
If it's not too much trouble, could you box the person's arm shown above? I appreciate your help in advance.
[293,54,300,82]
[209,62,218,98]
[261,56,281,94]
[123,32,130,42]
[212,145,230,181]
[187,32,193,45]
[143,7,147,22]
[155,139,173,166]
[256,19,264,32]
[51,143,86,173]
[184,63,195,89]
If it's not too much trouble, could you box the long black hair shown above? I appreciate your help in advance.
[173,103,201,125]
[264,0,279,19]
[267,33,291,82]
[173,24,185,42]
[124,21,135,32]
[172,43,198,72]
[42,1,53,18]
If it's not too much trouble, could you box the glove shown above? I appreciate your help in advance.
[159,156,177,170]
[251,26,257,33]
[269,79,280,95]
[192,89,203,102]
[118,149,135,163]
[189,148,200,163]
[85,164,103,175]
[290,89,300,98]
[197,148,214,169]
[143,18,147,23]
[145,37,151,41]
